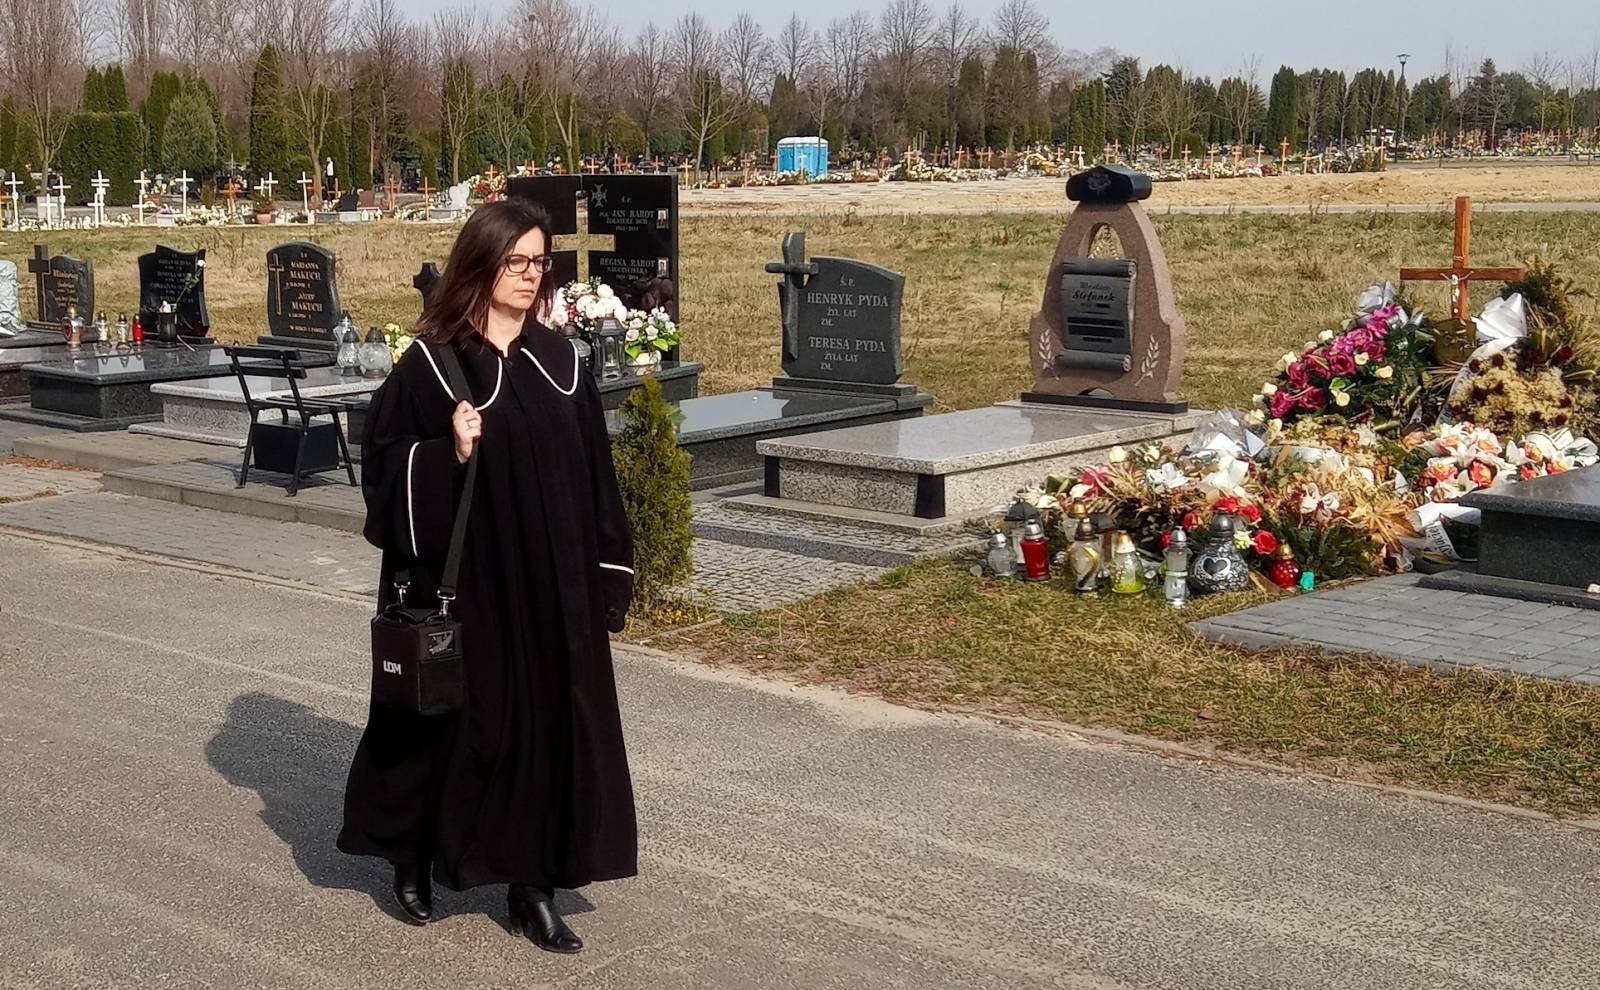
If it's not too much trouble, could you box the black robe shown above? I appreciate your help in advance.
[338,326,637,892]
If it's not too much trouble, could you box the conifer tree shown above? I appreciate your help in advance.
[611,377,693,613]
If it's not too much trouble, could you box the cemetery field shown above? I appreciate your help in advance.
[664,562,1600,817]
[10,209,1600,415]
[681,163,1600,214]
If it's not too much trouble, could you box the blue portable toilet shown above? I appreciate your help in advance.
[776,137,829,179]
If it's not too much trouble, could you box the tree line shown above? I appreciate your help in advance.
[2,0,1598,206]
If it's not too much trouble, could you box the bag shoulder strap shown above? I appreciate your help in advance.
[433,343,479,609]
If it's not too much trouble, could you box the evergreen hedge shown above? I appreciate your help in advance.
[249,45,291,180]
[56,112,147,205]
[160,91,220,180]
[611,377,693,614]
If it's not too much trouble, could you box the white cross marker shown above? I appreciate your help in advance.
[255,172,278,203]
[172,171,192,216]
[90,170,110,227]
[135,170,150,225]
[51,175,70,228]
[298,171,314,224]
[5,172,21,229]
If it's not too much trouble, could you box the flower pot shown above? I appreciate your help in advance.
[628,350,662,374]
[255,212,274,225]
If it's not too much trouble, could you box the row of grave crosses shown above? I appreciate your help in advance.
[1,166,344,229]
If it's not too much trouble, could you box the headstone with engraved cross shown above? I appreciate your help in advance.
[26,244,96,333]
[258,241,341,348]
[1399,196,1525,323]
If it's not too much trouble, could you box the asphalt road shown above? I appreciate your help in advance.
[3,532,1597,990]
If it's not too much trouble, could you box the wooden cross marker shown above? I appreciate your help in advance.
[255,172,278,203]
[1279,138,1291,171]
[1254,145,1264,167]
[1207,145,1217,176]
[51,175,69,226]
[172,171,192,215]
[135,171,150,225]
[1181,147,1191,177]
[678,160,692,188]
[420,175,432,204]
[298,172,313,221]
[4,172,20,228]
[385,172,399,210]
[223,177,240,211]
[90,170,109,226]
[1399,196,1526,322]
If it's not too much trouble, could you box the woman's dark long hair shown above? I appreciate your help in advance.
[416,198,557,344]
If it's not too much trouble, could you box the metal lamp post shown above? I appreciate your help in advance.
[1396,53,1411,151]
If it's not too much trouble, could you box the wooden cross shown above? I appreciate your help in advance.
[135,171,150,225]
[51,174,69,215]
[223,177,240,211]
[651,157,662,173]
[584,160,600,175]
[1280,138,1291,168]
[420,175,433,204]
[1111,140,1120,163]
[90,170,109,226]
[1232,146,1242,167]
[1103,142,1114,163]
[1399,196,1526,322]
[678,160,692,188]
[1254,145,1264,167]
[1207,145,1217,175]
[385,172,399,210]
[1181,148,1191,176]
[1071,146,1085,168]
[255,172,278,202]
[298,172,313,220]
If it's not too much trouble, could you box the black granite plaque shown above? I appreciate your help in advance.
[138,245,211,338]
[1065,164,1152,204]
[265,242,340,342]
[1060,258,1134,356]
[506,173,679,324]
[26,245,95,330]
[785,256,905,385]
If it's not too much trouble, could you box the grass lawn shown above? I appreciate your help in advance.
[10,210,1599,414]
[659,560,1600,817]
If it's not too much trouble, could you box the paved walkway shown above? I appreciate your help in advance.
[1193,574,1600,685]
[5,532,1598,990]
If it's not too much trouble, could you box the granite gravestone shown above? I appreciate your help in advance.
[766,232,906,390]
[138,245,211,338]
[263,242,341,346]
[1025,164,1187,414]
[505,174,679,325]
[26,245,96,332]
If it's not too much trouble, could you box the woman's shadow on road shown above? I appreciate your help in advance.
[205,692,588,928]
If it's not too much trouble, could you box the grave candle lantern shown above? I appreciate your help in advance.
[1020,519,1050,581]
[336,326,361,377]
[1163,528,1190,608]
[155,301,179,349]
[985,531,1016,580]
[359,326,393,378]
[1267,543,1302,591]
[1109,532,1145,594]
[595,318,626,380]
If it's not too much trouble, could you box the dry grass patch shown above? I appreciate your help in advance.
[663,559,1600,817]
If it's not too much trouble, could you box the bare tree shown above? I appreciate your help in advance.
[432,4,482,183]
[355,0,418,202]
[824,11,875,124]
[1151,67,1200,154]
[669,11,739,167]
[521,0,603,171]
[280,0,350,197]
[628,22,670,154]
[721,13,772,116]
[931,4,980,149]
[988,0,1059,77]
[1,0,86,185]
[774,14,813,83]
[1222,55,1264,146]
[877,0,933,145]
[800,31,837,141]
[115,0,168,95]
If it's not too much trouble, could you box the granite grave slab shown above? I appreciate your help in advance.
[0,345,332,432]
[131,364,381,447]
[1419,466,1600,608]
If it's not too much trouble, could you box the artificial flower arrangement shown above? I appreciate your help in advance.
[1255,282,1433,431]
[546,277,681,359]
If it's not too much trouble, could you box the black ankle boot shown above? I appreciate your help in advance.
[507,884,582,953]
[393,861,433,925]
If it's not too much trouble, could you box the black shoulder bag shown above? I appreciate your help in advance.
[369,345,478,716]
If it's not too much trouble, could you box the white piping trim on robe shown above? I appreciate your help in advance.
[476,360,504,409]
[520,341,581,396]
[406,441,420,557]
[599,562,634,575]
[414,340,456,401]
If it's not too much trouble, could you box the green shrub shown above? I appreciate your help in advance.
[611,376,693,613]
[160,91,220,180]
[56,112,147,204]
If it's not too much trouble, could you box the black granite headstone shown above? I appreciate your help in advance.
[505,173,679,324]
[26,244,96,331]
[774,240,904,386]
[138,245,211,338]
[265,242,340,342]
[334,190,359,212]
[1058,258,1135,370]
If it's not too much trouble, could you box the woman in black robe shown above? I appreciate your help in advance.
[339,199,636,953]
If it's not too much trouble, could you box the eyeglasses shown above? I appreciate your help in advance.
[504,254,554,275]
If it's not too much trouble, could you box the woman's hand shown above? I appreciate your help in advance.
[452,401,482,464]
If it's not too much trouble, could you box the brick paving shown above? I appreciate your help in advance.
[1191,574,1600,686]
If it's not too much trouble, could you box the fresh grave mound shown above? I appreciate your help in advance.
[992,242,1599,600]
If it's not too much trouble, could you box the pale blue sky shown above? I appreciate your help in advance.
[425,0,1600,81]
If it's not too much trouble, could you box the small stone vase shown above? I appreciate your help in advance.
[1189,512,1252,594]
[629,350,662,374]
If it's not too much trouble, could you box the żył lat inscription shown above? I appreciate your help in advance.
[1025,164,1187,414]
[766,232,906,387]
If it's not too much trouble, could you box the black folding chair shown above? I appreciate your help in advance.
[227,345,359,497]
